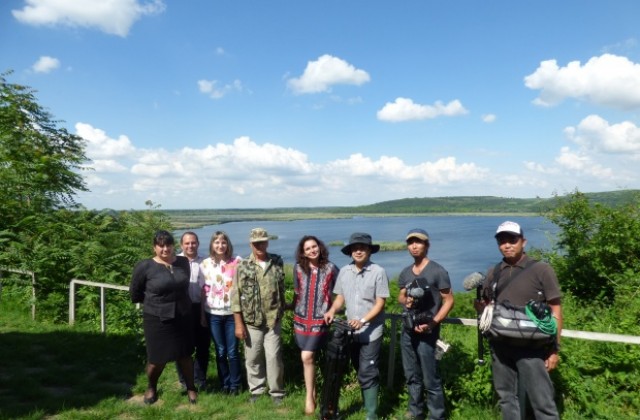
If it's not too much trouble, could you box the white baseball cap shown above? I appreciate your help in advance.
[495,221,523,237]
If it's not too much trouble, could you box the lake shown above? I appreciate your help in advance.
[177,215,558,292]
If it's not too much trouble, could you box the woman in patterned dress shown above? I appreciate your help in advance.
[291,235,339,415]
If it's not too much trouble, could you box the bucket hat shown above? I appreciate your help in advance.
[341,232,380,255]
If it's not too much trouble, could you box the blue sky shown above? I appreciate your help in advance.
[2,0,640,210]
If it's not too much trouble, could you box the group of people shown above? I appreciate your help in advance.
[129,220,563,420]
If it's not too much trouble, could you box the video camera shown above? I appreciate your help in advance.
[402,280,434,331]
[329,317,356,339]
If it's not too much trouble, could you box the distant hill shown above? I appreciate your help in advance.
[332,190,640,214]
[163,190,640,228]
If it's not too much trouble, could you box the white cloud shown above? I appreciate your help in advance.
[31,55,60,73]
[84,174,108,187]
[564,115,640,154]
[482,114,496,123]
[131,162,174,178]
[523,161,559,175]
[89,159,128,173]
[287,54,370,94]
[601,38,638,55]
[75,125,640,210]
[78,129,495,208]
[376,98,468,122]
[75,122,136,159]
[198,79,244,99]
[555,146,613,178]
[12,0,165,37]
[524,54,640,109]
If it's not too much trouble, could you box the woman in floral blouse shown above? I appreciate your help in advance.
[199,231,242,394]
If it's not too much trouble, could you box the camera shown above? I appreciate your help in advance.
[402,281,434,330]
[526,299,552,320]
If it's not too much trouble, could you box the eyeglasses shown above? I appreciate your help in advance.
[496,235,521,245]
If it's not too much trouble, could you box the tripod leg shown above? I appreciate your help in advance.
[319,332,350,420]
[476,287,485,365]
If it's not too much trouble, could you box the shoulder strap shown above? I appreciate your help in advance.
[490,259,538,301]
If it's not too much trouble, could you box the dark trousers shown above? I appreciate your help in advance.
[491,343,559,420]
[349,336,382,390]
[400,330,445,420]
[177,303,211,388]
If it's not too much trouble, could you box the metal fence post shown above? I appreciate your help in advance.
[100,286,106,333]
[69,280,76,325]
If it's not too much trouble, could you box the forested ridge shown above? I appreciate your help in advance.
[162,190,640,228]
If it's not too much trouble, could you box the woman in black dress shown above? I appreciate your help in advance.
[130,230,198,405]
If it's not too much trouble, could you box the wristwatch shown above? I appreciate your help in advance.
[359,318,367,324]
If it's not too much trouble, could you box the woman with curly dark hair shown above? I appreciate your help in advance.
[291,235,339,415]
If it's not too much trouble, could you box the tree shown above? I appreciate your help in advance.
[543,190,640,303]
[0,71,88,228]
[0,73,175,324]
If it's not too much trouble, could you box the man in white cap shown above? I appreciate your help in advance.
[476,221,562,420]
[231,228,286,405]
[324,232,390,420]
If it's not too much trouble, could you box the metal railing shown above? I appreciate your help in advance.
[63,277,640,386]
[0,267,36,320]
[68,278,130,333]
[383,313,640,388]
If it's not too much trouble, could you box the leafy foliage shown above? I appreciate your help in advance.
[542,190,640,303]
[1,206,171,325]
[0,71,88,226]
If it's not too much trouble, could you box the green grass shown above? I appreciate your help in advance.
[0,292,503,420]
[6,285,638,419]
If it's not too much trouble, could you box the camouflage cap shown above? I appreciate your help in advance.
[250,228,269,243]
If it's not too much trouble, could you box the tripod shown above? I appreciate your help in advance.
[319,319,354,420]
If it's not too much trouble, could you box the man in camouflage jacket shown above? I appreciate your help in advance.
[232,228,286,405]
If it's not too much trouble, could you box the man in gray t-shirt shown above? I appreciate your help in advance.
[398,228,454,420]
[324,232,389,420]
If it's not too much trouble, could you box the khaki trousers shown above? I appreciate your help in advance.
[244,321,285,397]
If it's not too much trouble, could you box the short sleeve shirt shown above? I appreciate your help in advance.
[333,261,390,342]
[398,259,451,319]
[482,254,561,306]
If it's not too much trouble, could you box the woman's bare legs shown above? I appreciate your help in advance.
[302,350,316,414]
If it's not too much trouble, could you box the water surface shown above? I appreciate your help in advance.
[178,215,558,291]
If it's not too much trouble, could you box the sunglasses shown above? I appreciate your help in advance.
[496,235,521,245]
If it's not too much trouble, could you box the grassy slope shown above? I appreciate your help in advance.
[0,292,501,420]
[3,279,637,418]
